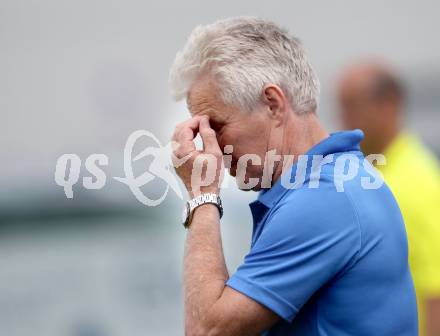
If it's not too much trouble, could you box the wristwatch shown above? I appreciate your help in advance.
[182,193,223,228]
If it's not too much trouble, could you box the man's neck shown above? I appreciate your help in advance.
[271,113,329,184]
[363,125,401,156]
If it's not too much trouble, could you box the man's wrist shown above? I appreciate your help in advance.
[192,202,220,218]
[183,192,223,228]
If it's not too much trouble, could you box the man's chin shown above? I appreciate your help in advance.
[229,166,237,177]
[233,178,262,192]
[228,167,264,191]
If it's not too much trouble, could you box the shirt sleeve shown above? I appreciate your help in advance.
[226,190,361,322]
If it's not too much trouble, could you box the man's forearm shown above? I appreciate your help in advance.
[184,203,229,333]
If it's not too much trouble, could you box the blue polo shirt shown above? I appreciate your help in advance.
[226,130,418,335]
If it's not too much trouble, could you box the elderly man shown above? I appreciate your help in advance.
[169,17,418,335]
[337,61,440,336]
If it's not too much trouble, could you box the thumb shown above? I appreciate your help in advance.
[199,116,220,153]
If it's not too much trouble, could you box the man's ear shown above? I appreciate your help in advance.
[262,84,287,127]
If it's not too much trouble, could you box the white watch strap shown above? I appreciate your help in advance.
[183,193,223,228]
[188,193,220,212]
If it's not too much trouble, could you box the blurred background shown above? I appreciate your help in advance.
[1,1,439,335]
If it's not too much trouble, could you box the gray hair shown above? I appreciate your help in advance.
[169,17,320,114]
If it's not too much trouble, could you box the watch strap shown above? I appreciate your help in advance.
[183,193,223,228]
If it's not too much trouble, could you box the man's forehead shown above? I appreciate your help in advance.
[187,81,227,120]
[186,90,200,112]
[339,65,383,96]
[188,80,213,104]
[186,93,210,116]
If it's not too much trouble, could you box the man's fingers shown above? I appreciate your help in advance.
[172,116,202,142]
[173,140,196,159]
[171,149,197,168]
[199,117,221,154]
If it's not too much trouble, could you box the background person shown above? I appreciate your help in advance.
[337,61,440,336]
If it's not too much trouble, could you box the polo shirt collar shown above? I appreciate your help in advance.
[256,129,364,209]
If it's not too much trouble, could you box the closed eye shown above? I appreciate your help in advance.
[210,121,224,132]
